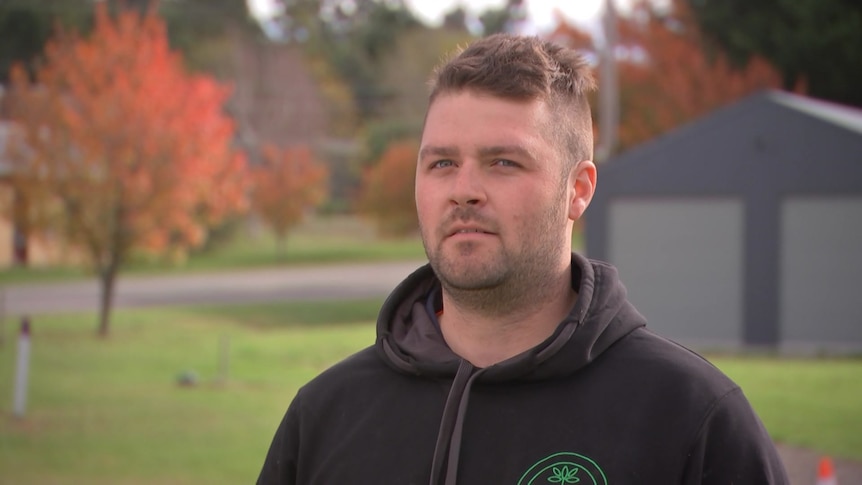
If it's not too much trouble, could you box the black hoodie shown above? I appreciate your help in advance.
[258,254,789,484]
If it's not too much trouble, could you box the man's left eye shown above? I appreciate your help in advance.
[494,159,518,167]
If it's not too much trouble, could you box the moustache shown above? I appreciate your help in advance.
[441,207,497,232]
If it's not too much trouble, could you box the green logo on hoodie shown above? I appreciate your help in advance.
[518,452,608,485]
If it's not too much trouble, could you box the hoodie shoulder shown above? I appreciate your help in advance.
[598,327,740,403]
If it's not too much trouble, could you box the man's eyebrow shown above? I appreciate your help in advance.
[418,145,459,160]
[478,145,536,160]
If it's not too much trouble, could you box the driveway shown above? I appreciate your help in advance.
[777,443,862,484]
[2,260,426,316]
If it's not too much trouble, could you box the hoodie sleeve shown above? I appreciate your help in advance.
[257,395,302,485]
[681,387,789,484]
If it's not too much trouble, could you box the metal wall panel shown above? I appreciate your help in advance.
[609,198,744,348]
[780,197,862,352]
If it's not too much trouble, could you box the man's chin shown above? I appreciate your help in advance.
[435,266,506,292]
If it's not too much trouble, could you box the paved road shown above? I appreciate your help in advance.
[3,260,861,483]
[778,444,862,484]
[2,260,427,316]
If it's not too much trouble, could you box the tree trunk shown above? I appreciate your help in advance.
[12,188,30,267]
[276,233,287,260]
[97,264,117,337]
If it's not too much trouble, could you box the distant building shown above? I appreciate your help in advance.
[230,37,357,205]
[0,121,75,267]
[231,39,330,150]
[586,90,862,354]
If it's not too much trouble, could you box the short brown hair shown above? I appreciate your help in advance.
[428,34,596,166]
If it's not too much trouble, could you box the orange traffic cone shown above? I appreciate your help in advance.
[817,456,837,485]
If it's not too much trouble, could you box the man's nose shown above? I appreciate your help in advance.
[450,163,486,206]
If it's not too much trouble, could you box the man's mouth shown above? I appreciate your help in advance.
[447,226,495,237]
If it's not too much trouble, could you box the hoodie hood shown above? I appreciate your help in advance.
[376,252,646,382]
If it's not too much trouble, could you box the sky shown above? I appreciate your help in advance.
[246,0,631,36]
[403,0,608,33]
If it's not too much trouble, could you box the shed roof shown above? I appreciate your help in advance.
[595,89,862,197]
[769,90,862,135]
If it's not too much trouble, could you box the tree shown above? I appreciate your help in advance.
[250,144,328,253]
[376,28,473,123]
[551,0,787,151]
[478,0,527,36]
[441,6,469,32]
[358,140,418,237]
[157,0,261,76]
[687,0,862,108]
[613,1,787,149]
[275,0,424,122]
[353,26,471,174]
[0,0,260,84]
[0,0,92,83]
[5,3,248,336]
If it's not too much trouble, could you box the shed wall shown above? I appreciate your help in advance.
[608,198,744,348]
[780,197,862,352]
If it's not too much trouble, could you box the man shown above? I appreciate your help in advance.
[258,34,788,484]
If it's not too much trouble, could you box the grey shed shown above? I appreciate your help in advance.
[585,90,862,354]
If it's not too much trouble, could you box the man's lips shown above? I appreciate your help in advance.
[445,226,497,238]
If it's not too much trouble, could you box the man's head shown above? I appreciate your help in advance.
[416,34,597,314]
[428,33,596,169]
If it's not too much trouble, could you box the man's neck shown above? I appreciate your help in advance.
[437,269,578,368]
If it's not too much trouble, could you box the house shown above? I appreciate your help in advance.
[0,120,73,267]
[585,90,862,354]
[0,120,23,266]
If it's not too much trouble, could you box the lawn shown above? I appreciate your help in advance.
[1,301,860,484]
[0,301,379,485]
[711,355,862,462]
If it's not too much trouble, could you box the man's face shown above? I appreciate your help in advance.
[416,90,574,293]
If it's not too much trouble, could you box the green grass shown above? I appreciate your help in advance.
[711,356,862,461]
[0,301,378,485]
[0,265,92,286]
[4,302,857,484]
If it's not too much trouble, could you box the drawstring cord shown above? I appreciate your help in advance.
[429,360,485,485]
[429,360,473,484]
[443,369,484,485]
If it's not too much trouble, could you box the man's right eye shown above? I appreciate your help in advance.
[431,160,454,169]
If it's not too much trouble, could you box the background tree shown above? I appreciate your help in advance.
[0,0,91,83]
[552,0,787,151]
[268,0,463,214]
[0,0,260,84]
[250,144,329,254]
[358,140,418,237]
[613,1,786,149]
[687,0,862,108]
[376,28,473,123]
[5,3,248,336]
[441,6,469,32]
[157,0,261,77]
[478,0,527,35]
[275,0,423,123]
[354,26,472,175]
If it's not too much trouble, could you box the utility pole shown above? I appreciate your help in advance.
[596,0,620,163]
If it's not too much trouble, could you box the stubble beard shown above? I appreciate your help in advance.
[421,199,568,318]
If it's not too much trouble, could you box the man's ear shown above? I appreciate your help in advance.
[569,160,596,221]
